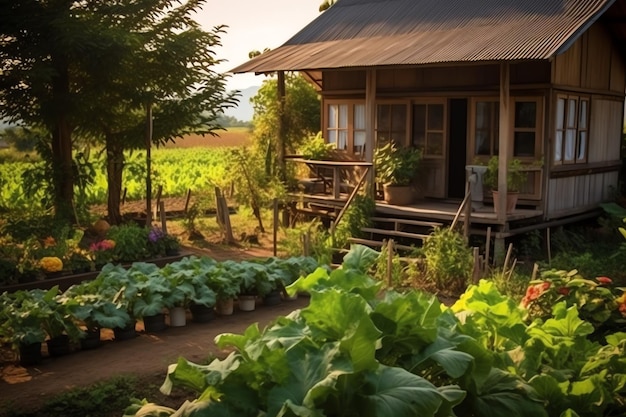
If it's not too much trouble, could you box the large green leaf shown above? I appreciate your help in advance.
[358,365,464,417]
[341,244,380,273]
[469,368,548,417]
[302,289,381,371]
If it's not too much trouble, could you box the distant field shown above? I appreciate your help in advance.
[164,127,252,148]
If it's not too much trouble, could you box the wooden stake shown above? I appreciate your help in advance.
[387,239,394,288]
[214,187,235,244]
[159,201,167,234]
[546,227,552,266]
[184,189,192,213]
[503,243,514,274]
[153,185,163,220]
[472,247,481,283]
[122,187,127,205]
[485,227,492,266]
[531,262,539,281]
[273,198,279,257]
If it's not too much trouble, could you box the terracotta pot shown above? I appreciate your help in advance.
[492,190,519,214]
[263,290,282,306]
[215,298,234,315]
[383,184,415,205]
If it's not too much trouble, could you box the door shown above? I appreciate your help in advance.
[448,99,468,199]
[412,101,446,198]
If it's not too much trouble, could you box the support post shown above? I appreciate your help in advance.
[159,201,167,234]
[273,198,279,257]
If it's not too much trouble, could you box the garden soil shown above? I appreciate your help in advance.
[0,244,309,414]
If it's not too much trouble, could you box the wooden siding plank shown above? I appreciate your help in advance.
[585,25,612,90]
[553,36,582,86]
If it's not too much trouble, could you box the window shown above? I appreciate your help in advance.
[513,100,538,157]
[325,102,366,156]
[554,95,589,164]
[412,103,445,156]
[471,97,541,160]
[376,104,407,145]
[327,104,348,150]
[474,100,499,156]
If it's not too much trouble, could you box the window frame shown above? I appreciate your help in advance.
[553,94,590,166]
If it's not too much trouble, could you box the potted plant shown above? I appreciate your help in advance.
[482,156,528,214]
[374,142,422,205]
[208,261,242,315]
[0,291,47,365]
[91,263,139,340]
[170,256,220,322]
[61,282,131,349]
[127,262,170,333]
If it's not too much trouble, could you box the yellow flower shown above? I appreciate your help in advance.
[40,256,63,272]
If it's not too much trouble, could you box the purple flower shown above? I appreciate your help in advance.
[149,227,164,243]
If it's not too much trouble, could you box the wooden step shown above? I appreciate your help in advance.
[347,237,417,252]
[360,227,429,241]
[370,217,443,229]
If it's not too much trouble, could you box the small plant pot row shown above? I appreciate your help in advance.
[0,255,319,367]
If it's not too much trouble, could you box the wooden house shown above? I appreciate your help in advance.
[232,0,626,253]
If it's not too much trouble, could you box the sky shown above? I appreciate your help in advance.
[194,0,323,91]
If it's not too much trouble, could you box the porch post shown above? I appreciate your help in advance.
[494,62,510,263]
[365,69,376,197]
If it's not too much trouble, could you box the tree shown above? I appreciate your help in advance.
[0,0,95,221]
[77,2,238,224]
[0,0,238,224]
[250,73,320,178]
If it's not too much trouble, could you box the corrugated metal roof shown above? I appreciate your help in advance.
[231,0,619,74]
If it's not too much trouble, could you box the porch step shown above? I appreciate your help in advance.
[361,227,429,242]
[370,217,443,229]
[347,237,417,252]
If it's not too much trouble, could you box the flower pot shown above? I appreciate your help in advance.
[263,290,282,306]
[238,295,256,312]
[19,342,42,366]
[492,190,519,215]
[190,303,215,323]
[47,334,72,357]
[215,298,234,315]
[143,313,167,333]
[80,328,101,350]
[383,184,415,205]
[168,307,187,327]
[113,322,137,341]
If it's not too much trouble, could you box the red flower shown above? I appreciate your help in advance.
[520,282,551,308]
[619,303,626,318]
[596,276,612,285]
[557,287,570,296]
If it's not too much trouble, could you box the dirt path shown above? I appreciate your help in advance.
[0,245,304,413]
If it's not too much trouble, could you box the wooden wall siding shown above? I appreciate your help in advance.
[420,160,445,198]
[585,25,613,90]
[588,99,623,163]
[553,36,582,86]
[324,70,366,91]
[610,48,626,93]
[546,171,618,217]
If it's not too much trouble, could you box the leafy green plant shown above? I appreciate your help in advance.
[107,223,150,262]
[482,156,528,192]
[421,226,473,295]
[520,269,626,336]
[299,132,334,160]
[374,142,422,186]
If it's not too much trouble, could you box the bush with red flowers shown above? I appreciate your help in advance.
[521,268,626,335]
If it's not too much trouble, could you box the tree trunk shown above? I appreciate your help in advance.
[50,56,75,223]
[106,137,124,225]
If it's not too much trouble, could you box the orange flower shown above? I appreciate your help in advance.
[520,282,551,308]
[43,236,56,248]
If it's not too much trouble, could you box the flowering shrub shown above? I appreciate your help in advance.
[39,256,63,273]
[521,268,625,333]
[90,239,116,267]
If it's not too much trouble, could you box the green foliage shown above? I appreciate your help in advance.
[421,227,473,294]
[299,131,334,160]
[107,223,150,263]
[482,156,528,192]
[374,142,422,186]
[334,193,375,248]
[251,73,321,169]
[520,269,626,336]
